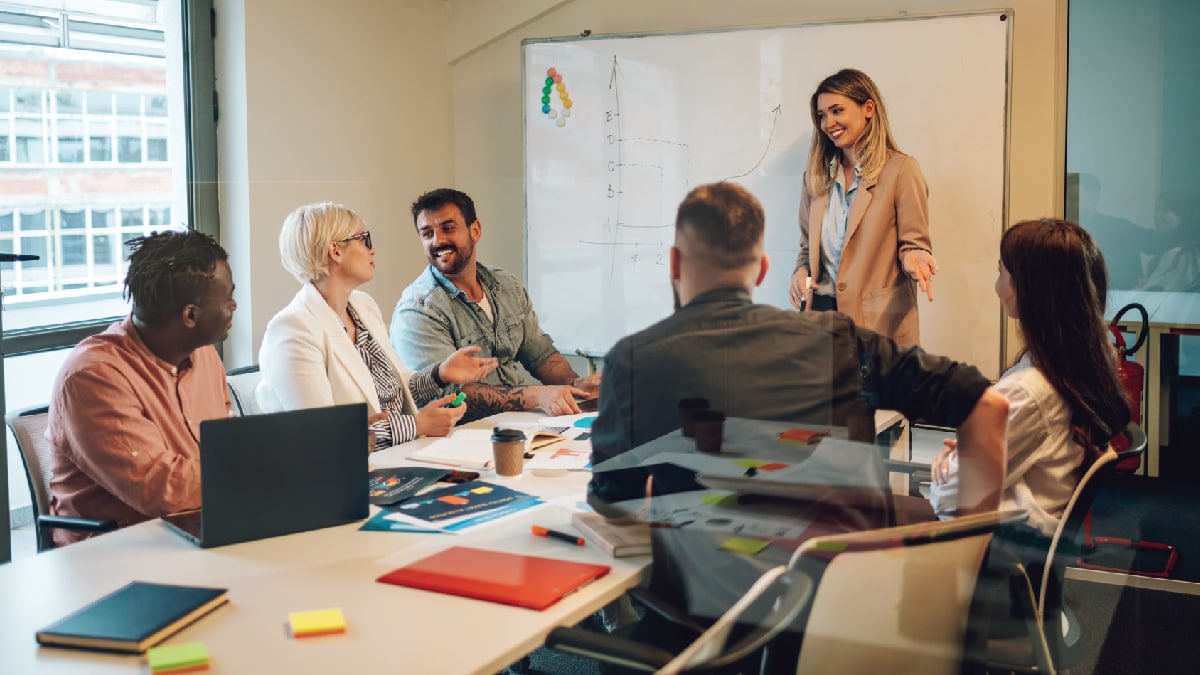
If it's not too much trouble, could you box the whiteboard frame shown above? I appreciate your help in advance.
[522,9,1014,377]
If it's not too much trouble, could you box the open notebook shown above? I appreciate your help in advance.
[407,425,571,470]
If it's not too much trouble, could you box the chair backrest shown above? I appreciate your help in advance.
[656,565,815,675]
[5,405,53,550]
[787,509,1030,675]
[226,364,262,417]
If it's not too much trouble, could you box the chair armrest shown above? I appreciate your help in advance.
[627,586,709,635]
[545,626,673,672]
[38,515,118,533]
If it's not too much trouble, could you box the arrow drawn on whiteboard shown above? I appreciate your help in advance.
[721,104,782,181]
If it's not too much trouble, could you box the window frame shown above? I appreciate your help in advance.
[0,0,218,357]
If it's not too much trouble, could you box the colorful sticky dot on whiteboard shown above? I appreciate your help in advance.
[564,99,573,109]
[553,74,562,83]
[556,117,566,127]
[548,109,557,119]
[562,108,571,117]
[541,95,550,105]
[541,104,551,114]
[546,67,557,77]
[544,76,554,86]
[542,85,551,95]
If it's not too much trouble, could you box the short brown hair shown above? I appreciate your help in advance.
[674,182,764,270]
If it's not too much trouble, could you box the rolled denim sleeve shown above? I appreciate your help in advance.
[513,285,558,375]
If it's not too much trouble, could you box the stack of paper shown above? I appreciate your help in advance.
[288,608,346,638]
[146,642,210,674]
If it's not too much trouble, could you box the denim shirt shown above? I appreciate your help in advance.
[390,263,559,387]
[817,157,860,295]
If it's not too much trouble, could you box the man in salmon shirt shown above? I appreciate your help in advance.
[46,230,236,546]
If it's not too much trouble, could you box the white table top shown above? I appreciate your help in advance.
[0,412,645,674]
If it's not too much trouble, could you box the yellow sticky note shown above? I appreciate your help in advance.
[720,537,771,555]
[701,494,739,506]
[289,608,347,638]
[732,459,769,468]
[147,642,209,673]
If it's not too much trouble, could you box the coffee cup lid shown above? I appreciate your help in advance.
[491,427,526,442]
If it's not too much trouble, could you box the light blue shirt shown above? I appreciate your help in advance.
[818,158,860,295]
[390,262,559,388]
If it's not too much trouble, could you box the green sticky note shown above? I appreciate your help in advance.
[701,494,739,506]
[720,537,771,554]
[732,458,769,468]
[147,642,209,672]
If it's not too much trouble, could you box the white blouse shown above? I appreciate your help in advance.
[930,355,1086,535]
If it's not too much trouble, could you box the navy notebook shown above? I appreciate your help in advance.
[36,581,228,653]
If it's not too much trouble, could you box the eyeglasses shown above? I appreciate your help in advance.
[338,231,372,250]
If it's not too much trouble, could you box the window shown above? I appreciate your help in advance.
[89,135,111,161]
[147,137,168,162]
[117,135,141,163]
[57,136,84,163]
[1,1,218,541]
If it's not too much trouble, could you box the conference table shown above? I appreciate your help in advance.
[0,409,907,674]
[1107,289,1200,477]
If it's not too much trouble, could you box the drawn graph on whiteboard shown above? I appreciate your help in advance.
[585,56,692,284]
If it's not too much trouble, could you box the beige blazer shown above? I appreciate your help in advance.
[256,283,418,416]
[795,150,931,348]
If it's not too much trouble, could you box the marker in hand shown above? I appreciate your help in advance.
[448,392,466,407]
[531,525,584,546]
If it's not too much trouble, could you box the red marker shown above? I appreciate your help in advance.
[531,525,584,546]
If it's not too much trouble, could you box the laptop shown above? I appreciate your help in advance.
[163,403,369,548]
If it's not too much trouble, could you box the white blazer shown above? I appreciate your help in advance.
[256,283,418,417]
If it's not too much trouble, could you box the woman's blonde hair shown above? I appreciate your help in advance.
[804,69,899,197]
[279,201,364,284]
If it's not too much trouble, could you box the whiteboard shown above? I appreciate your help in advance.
[523,12,1010,378]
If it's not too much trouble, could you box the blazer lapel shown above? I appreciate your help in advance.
[299,284,382,411]
[844,178,874,246]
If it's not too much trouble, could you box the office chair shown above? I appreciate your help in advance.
[6,405,116,552]
[226,364,262,416]
[546,510,1036,675]
[984,422,1146,674]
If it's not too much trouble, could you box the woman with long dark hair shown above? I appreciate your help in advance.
[930,218,1130,534]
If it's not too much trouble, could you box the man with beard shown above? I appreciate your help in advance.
[392,188,600,421]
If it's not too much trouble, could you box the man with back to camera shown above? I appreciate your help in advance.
[591,181,1008,512]
[46,230,236,546]
[391,188,600,421]
[587,182,1009,666]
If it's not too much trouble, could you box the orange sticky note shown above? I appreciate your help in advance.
[288,608,346,638]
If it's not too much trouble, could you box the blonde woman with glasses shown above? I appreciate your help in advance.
[790,68,936,348]
[257,202,497,450]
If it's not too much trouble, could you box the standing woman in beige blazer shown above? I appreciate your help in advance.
[257,202,497,450]
[789,68,937,348]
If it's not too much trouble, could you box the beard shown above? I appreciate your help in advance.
[430,243,473,276]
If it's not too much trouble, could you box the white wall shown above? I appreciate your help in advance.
[214,0,453,367]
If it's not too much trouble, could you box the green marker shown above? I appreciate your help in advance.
[449,392,466,407]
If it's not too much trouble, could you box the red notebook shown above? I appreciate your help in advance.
[376,546,611,610]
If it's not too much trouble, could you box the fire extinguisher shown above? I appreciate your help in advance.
[1109,303,1148,473]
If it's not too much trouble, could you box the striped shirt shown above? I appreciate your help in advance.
[346,305,446,450]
